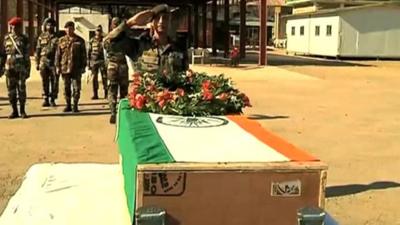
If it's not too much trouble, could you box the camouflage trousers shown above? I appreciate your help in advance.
[107,61,128,116]
[62,72,81,104]
[5,70,27,105]
[40,66,59,100]
[91,63,107,93]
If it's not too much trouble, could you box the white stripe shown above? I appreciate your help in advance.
[0,164,130,225]
[149,114,289,163]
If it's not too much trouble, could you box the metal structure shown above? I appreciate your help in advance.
[0,0,269,65]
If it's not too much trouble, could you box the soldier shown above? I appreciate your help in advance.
[104,5,189,124]
[35,18,59,107]
[55,21,87,113]
[0,17,30,119]
[103,17,130,124]
[88,25,107,100]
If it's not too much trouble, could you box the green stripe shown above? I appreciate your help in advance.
[117,99,175,222]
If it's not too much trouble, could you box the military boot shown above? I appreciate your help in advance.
[50,98,57,107]
[42,98,50,107]
[8,102,19,119]
[20,104,28,119]
[72,101,79,113]
[63,99,72,112]
[109,114,116,124]
[91,90,99,100]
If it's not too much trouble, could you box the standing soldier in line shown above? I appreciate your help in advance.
[35,18,59,107]
[88,25,107,100]
[0,17,31,119]
[55,21,87,113]
[103,17,129,124]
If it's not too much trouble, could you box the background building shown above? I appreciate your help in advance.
[284,2,400,58]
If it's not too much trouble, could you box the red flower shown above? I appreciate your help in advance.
[158,99,166,108]
[134,94,146,110]
[202,90,214,101]
[202,80,213,91]
[176,88,185,97]
[216,93,229,101]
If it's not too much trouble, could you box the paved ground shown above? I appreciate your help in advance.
[1,55,400,225]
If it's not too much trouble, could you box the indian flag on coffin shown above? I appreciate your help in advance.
[116,99,318,221]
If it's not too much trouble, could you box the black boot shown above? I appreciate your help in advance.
[73,101,79,113]
[91,90,99,100]
[42,98,50,107]
[109,114,116,124]
[63,100,72,112]
[8,102,19,119]
[50,98,57,107]
[20,104,28,119]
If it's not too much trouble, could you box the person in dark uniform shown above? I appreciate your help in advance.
[104,4,189,124]
[0,17,30,119]
[35,18,59,107]
[55,21,87,113]
[88,25,107,99]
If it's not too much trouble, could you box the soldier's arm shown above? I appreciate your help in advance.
[87,39,92,67]
[35,36,41,67]
[55,39,61,72]
[105,10,154,41]
[81,39,87,71]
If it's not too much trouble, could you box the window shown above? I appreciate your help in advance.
[291,26,295,36]
[326,25,332,36]
[300,26,304,36]
[315,26,320,36]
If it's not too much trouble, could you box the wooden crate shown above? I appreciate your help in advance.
[136,161,327,225]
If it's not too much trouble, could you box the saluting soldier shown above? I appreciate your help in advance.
[0,17,31,119]
[104,4,189,124]
[35,18,59,107]
[55,21,87,113]
[88,25,107,100]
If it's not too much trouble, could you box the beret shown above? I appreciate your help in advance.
[64,21,75,28]
[8,17,22,26]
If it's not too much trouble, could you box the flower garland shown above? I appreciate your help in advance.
[128,69,251,116]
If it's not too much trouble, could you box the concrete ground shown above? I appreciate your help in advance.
[1,55,400,225]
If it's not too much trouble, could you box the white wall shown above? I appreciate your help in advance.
[286,15,340,56]
[59,14,110,42]
[339,6,400,57]
[286,18,311,54]
[308,16,340,56]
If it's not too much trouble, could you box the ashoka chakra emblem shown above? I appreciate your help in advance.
[156,116,228,128]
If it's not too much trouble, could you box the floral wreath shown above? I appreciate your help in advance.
[128,69,251,116]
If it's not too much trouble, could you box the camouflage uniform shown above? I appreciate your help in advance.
[104,18,129,121]
[88,28,107,99]
[35,18,59,106]
[55,23,87,112]
[1,27,30,119]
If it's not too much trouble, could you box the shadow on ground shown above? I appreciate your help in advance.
[247,114,289,120]
[326,181,400,198]
[241,52,374,67]
[0,111,109,119]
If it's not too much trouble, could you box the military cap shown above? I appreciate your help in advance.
[8,17,23,26]
[96,25,103,31]
[64,21,75,28]
[111,17,121,26]
[151,4,179,16]
[43,18,56,26]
